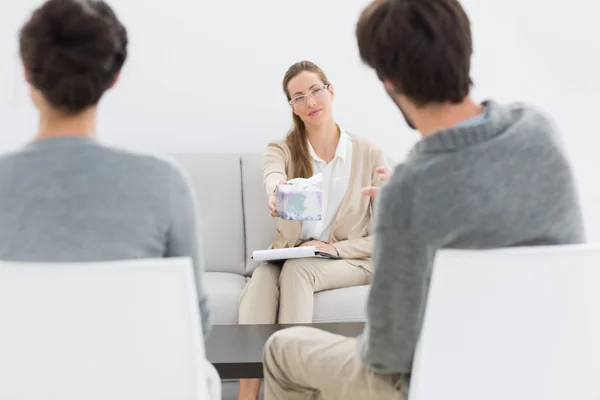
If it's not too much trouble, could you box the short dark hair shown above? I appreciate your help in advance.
[19,0,128,113]
[356,0,473,106]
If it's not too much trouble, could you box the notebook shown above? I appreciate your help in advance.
[251,246,341,262]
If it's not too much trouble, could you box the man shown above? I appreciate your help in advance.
[261,0,585,399]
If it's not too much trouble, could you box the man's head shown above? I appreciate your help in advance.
[356,0,473,130]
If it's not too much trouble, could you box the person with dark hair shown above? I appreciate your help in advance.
[261,0,585,398]
[237,60,387,400]
[0,0,211,336]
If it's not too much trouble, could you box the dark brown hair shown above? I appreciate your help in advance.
[19,0,128,113]
[282,61,331,179]
[356,0,473,106]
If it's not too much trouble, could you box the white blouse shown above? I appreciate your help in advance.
[299,129,353,242]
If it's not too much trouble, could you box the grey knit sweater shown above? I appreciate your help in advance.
[357,100,585,377]
[0,136,211,337]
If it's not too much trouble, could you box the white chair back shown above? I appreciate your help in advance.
[409,244,600,400]
[0,257,219,400]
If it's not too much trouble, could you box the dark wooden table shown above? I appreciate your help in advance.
[205,322,365,379]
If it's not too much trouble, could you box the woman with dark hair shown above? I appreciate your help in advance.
[0,0,211,336]
[237,60,387,400]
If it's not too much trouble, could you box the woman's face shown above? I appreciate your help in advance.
[287,71,334,127]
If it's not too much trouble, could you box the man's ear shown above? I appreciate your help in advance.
[109,70,121,88]
[383,79,398,93]
[23,64,31,84]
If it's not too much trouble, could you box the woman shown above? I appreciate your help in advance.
[237,60,387,400]
[8,0,211,335]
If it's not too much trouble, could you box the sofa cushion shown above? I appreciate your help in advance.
[168,154,246,275]
[205,272,247,325]
[240,154,277,276]
[313,285,370,323]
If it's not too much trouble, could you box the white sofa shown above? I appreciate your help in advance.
[170,153,371,326]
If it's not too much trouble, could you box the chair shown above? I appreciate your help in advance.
[0,257,220,400]
[409,244,600,400]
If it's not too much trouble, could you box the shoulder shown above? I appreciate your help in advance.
[488,100,565,151]
[347,131,378,151]
[263,139,292,164]
[105,146,188,181]
[12,141,185,181]
[513,102,559,137]
[100,147,195,196]
[264,139,290,153]
[146,153,196,192]
[489,100,557,137]
[502,100,551,121]
[0,148,21,165]
[345,131,387,165]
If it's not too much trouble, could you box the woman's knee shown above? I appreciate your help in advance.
[240,263,281,304]
[238,263,282,323]
[250,262,281,287]
[279,259,314,287]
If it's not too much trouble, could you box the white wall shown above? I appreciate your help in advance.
[1,0,599,239]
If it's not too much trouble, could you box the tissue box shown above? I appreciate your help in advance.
[275,184,322,221]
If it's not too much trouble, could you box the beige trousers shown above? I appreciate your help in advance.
[238,258,371,324]
[262,326,406,399]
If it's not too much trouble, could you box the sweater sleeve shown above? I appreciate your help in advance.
[263,142,289,196]
[357,167,433,374]
[165,165,212,339]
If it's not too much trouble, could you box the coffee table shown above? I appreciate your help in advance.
[205,322,365,379]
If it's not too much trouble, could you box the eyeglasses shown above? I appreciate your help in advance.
[289,85,330,106]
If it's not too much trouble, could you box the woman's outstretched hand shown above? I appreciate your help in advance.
[361,166,392,197]
[268,180,286,217]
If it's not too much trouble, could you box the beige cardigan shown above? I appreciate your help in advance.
[262,133,387,263]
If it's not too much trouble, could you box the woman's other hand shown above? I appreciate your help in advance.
[361,166,392,197]
[300,240,338,255]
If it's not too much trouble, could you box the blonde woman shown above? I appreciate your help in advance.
[237,60,387,400]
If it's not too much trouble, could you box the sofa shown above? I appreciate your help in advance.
[169,153,372,399]
[170,153,371,325]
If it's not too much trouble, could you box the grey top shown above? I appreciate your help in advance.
[357,100,585,377]
[0,136,211,337]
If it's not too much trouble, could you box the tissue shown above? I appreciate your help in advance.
[275,174,323,221]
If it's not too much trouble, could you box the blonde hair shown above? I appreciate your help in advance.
[282,60,332,178]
